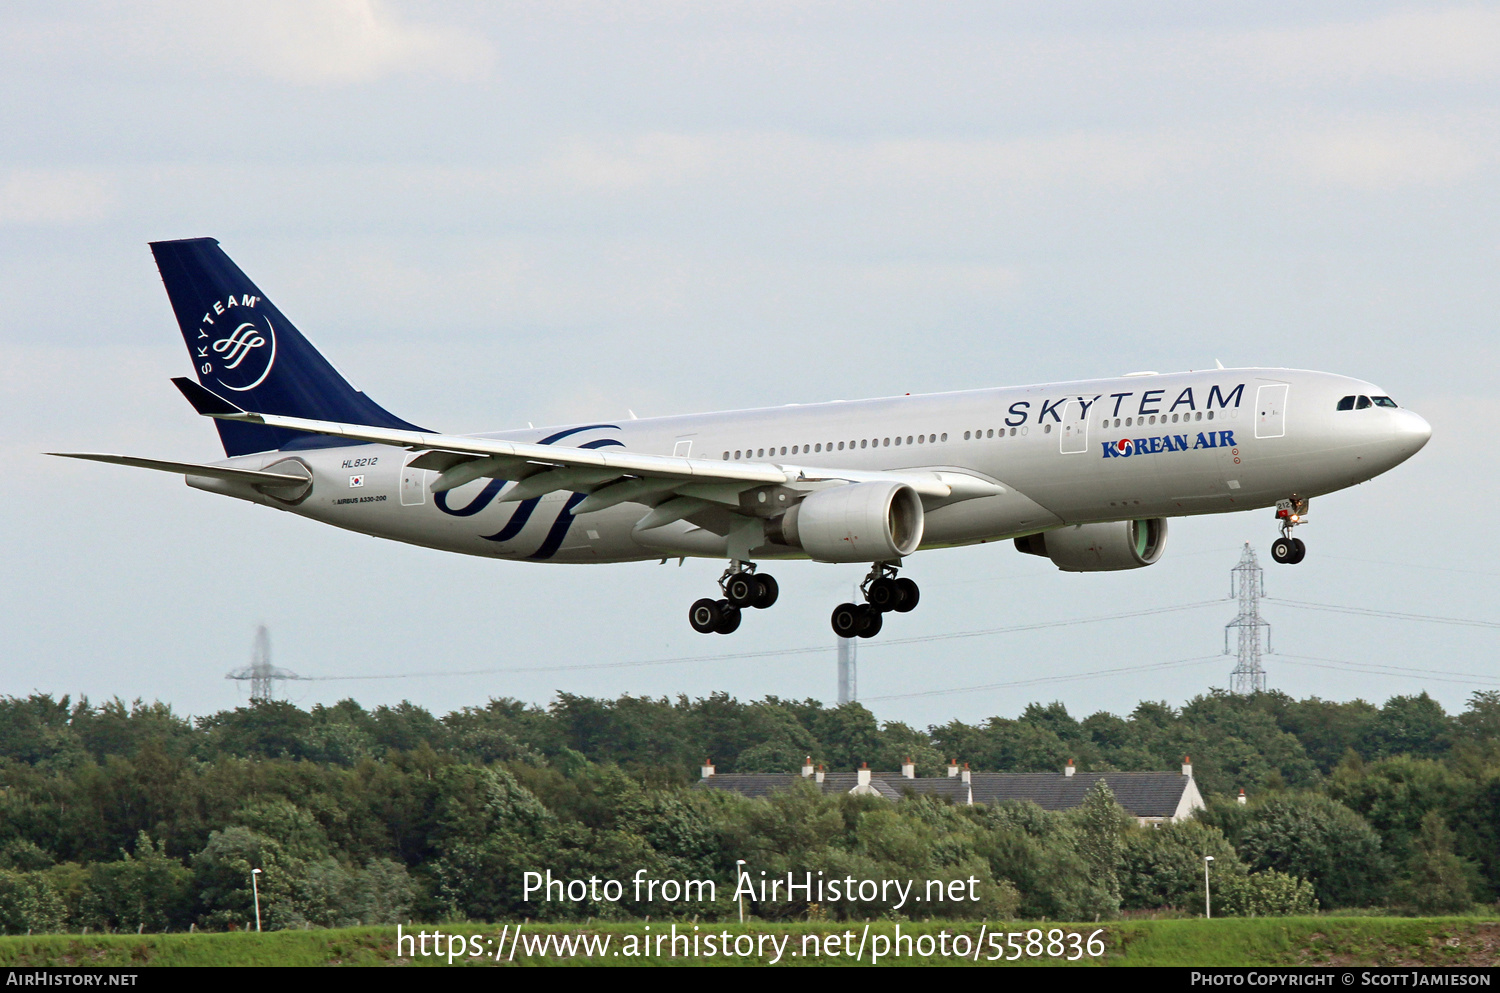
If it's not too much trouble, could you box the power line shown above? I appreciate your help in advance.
[1274,654,1500,687]
[863,655,1226,702]
[295,599,1229,683]
[1265,598,1500,630]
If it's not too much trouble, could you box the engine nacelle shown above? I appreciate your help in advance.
[772,481,925,563]
[1014,519,1168,572]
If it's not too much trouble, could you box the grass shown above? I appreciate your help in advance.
[0,918,1495,967]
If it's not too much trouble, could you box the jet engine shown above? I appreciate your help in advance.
[1014,519,1168,572]
[771,481,924,562]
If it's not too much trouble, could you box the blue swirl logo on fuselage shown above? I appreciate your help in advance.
[434,424,623,560]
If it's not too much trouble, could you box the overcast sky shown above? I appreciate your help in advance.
[3,1,1497,735]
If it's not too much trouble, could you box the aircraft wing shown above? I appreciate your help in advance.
[171,378,1001,528]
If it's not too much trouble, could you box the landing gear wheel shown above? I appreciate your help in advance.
[893,577,920,613]
[831,602,862,638]
[1271,537,1294,564]
[724,573,759,608]
[713,601,742,634]
[753,574,779,609]
[867,577,900,612]
[689,598,721,634]
[856,604,883,638]
[1289,537,1306,564]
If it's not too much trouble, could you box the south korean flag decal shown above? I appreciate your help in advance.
[349,475,365,488]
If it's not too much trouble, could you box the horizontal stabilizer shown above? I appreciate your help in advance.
[171,377,245,417]
[48,452,309,487]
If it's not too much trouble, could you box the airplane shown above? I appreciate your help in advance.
[53,238,1432,639]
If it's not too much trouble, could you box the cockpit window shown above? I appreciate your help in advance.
[1372,396,1398,408]
[1337,396,1355,411]
[1356,395,1372,409]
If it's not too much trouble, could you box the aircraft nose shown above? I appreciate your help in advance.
[1394,409,1432,456]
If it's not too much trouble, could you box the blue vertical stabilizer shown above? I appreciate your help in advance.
[150,238,425,457]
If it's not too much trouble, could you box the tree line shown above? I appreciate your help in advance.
[0,686,1494,931]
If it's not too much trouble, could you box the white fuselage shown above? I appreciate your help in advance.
[188,368,1430,565]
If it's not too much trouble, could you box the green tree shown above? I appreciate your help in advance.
[1360,693,1452,760]
[1074,780,1125,917]
[1120,820,1242,911]
[1396,812,1474,914]
[1209,794,1389,908]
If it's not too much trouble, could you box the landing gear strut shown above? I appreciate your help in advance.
[831,562,921,639]
[688,560,779,635]
[1270,496,1308,565]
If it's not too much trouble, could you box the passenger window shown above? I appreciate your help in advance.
[906,435,913,445]
[940,432,948,442]
[1373,396,1398,408]
[860,440,867,449]
[734,450,741,459]
[723,452,729,460]
[780,446,787,455]
[1044,423,1052,433]
[1356,396,1372,409]
[1207,411,1214,420]
[964,431,971,440]
[1337,396,1355,411]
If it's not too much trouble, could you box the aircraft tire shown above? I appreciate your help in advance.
[689,598,721,634]
[1289,538,1306,564]
[867,577,900,611]
[754,574,779,609]
[893,577,920,612]
[714,602,742,634]
[831,603,862,638]
[857,605,883,638]
[1271,537,1294,564]
[725,574,759,608]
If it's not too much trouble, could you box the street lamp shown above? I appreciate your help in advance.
[250,868,263,933]
[1203,856,1214,920]
[735,860,747,924]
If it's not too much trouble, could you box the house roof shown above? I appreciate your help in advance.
[695,770,1195,819]
[967,772,1192,818]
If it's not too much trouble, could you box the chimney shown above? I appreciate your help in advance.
[858,762,871,788]
[901,756,915,779]
[961,762,971,785]
[815,764,825,785]
[701,759,715,779]
[947,759,960,778]
[801,756,814,778]
[1182,755,1193,778]
[1237,788,1247,806]
[1065,758,1076,778]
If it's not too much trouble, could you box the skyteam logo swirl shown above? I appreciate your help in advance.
[435,424,624,561]
[212,315,277,392]
[193,292,277,394]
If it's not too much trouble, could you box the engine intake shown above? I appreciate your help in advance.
[1014,519,1168,572]
[772,481,924,563]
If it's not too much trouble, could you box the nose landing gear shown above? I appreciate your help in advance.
[1270,496,1309,564]
[831,562,921,638]
[688,561,779,634]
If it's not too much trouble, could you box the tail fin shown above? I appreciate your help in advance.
[150,238,424,457]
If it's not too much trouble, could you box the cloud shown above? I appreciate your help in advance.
[1,1,492,86]
[1235,5,1500,84]
[0,169,113,225]
[208,0,493,85]
[1279,121,1484,189]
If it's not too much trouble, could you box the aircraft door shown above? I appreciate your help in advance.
[1254,384,1289,439]
[1060,400,1090,454]
[400,460,427,506]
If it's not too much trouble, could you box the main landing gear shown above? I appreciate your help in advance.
[831,563,920,639]
[1270,495,1309,565]
[688,561,780,635]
